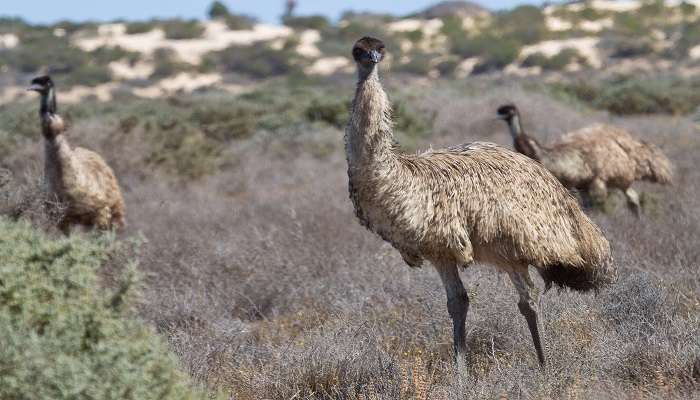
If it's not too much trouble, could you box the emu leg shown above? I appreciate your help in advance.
[436,264,469,370]
[625,187,641,218]
[509,270,546,368]
[589,178,608,209]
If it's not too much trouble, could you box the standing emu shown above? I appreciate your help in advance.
[28,76,126,233]
[497,104,672,215]
[346,37,616,368]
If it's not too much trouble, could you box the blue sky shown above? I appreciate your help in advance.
[2,1,541,25]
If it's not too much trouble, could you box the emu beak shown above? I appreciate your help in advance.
[27,84,43,92]
[369,50,382,63]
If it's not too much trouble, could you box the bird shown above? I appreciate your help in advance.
[27,75,126,233]
[497,104,672,216]
[345,37,616,369]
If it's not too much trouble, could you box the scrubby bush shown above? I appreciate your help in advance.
[392,52,435,76]
[0,32,112,87]
[451,33,521,72]
[207,1,230,19]
[522,48,582,70]
[125,21,158,35]
[161,20,205,40]
[150,48,192,80]
[554,76,700,115]
[495,5,548,45]
[191,103,258,141]
[223,14,255,30]
[305,98,349,128]
[283,15,331,31]
[204,42,301,78]
[0,218,205,400]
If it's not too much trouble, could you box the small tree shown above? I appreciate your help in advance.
[208,1,230,19]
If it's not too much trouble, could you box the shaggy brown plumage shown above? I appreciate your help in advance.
[28,76,126,233]
[497,104,672,215]
[346,37,616,368]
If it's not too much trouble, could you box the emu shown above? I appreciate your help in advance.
[497,104,672,216]
[346,37,616,369]
[28,76,126,233]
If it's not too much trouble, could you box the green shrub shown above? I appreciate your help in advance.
[90,45,141,65]
[595,79,699,115]
[145,116,222,179]
[150,48,192,80]
[435,56,460,77]
[305,99,349,128]
[125,21,158,35]
[676,20,700,56]
[208,0,230,19]
[0,218,204,400]
[522,48,581,70]
[0,32,112,87]
[224,14,255,30]
[495,5,547,45]
[161,20,205,40]
[283,15,331,31]
[205,42,301,78]
[553,77,700,115]
[191,104,258,141]
[392,52,435,76]
[451,33,521,65]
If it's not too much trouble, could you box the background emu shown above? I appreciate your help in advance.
[497,104,672,215]
[346,37,616,368]
[28,76,126,233]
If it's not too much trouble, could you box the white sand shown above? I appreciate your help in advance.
[520,37,602,69]
[579,18,613,32]
[387,18,444,37]
[455,57,480,78]
[690,44,700,59]
[108,61,154,80]
[0,33,18,49]
[75,21,293,65]
[305,57,352,76]
[546,16,574,31]
[296,29,321,58]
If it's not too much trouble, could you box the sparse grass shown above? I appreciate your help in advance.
[1,75,699,400]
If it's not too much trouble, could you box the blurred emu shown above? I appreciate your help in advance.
[497,104,672,216]
[28,75,126,233]
[346,37,617,369]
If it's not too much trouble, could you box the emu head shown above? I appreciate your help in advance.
[27,75,54,95]
[352,36,386,77]
[496,104,519,124]
[28,75,58,116]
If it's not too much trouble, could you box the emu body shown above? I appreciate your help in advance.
[29,76,125,232]
[346,37,616,368]
[498,104,672,215]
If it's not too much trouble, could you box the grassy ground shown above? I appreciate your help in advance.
[1,75,698,399]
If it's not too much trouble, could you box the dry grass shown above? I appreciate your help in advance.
[1,76,698,399]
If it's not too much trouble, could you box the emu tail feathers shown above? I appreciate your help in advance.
[638,142,673,184]
[539,257,617,292]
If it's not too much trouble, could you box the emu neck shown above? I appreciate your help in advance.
[509,115,544,161]
[40,88,57,116]
[346,68,396,169]
[43,134,71,191]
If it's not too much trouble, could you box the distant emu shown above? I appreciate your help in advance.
[28,76,126,233]
[497,104,672,216]
[346,37,616,368]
